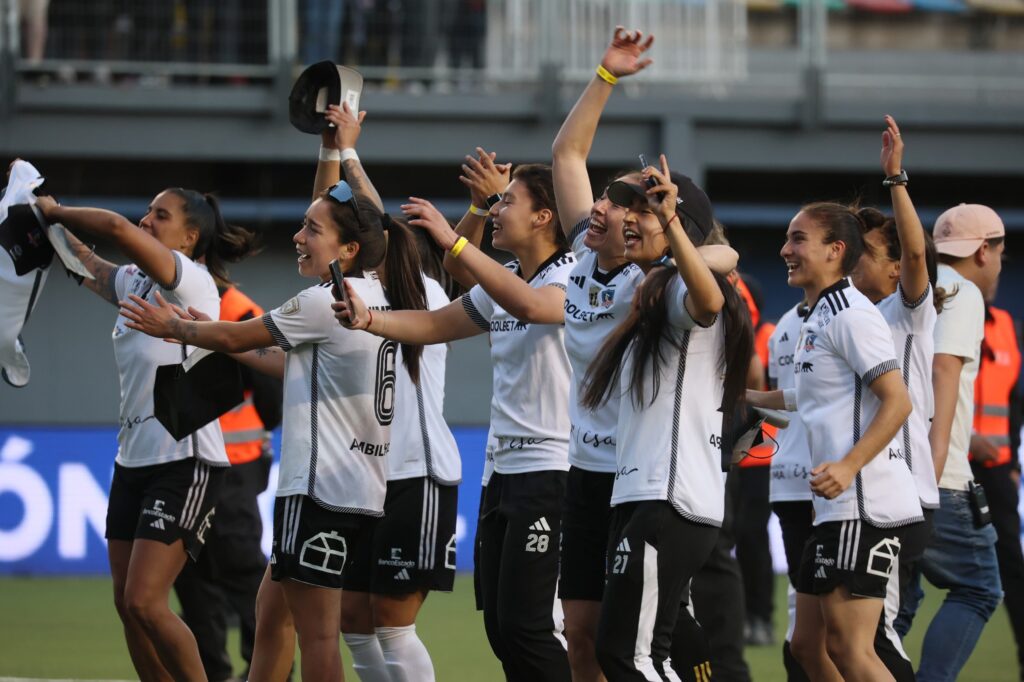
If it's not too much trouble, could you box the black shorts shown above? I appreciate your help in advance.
[105,458,224,561]
[343,477,458,594]
[559,466,614,601]
[798,519,913,599]
[772,500,814,589]
[270,494,375,590]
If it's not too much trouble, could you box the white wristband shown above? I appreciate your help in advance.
[340,148,360,163]
[783,388,798,412]
[319,146,342,162]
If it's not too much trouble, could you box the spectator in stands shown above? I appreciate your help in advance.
[19,0,50,63]
[300,0,344,64]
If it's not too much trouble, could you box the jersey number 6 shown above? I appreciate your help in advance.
[374,340,398,426]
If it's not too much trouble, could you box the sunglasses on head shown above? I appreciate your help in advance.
[327,180,357,206]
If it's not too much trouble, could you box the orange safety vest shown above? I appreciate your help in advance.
[218,287,268,465]
[970,306,1021,468]
[735,275,777,467]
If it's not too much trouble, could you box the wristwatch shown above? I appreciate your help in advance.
[485,193,502,208]
[882,170,909,187]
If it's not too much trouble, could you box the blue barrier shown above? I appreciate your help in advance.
[0,425,490,575]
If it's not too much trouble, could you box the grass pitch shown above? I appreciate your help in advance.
[0,574,1016,680]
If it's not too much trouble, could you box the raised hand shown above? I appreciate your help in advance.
[601,26,655,78]
[119,291,184,340]
[325,102,367,151]
[642,154,680,226]
[35,195,60,223]
[881,114,904,178]
[402,197,459,250]
[459,147,511,207]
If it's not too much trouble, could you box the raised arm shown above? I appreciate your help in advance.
[552,27,653,233]
[882,115,928,302]
[443,148,511,289]
[332,280,485,345]
[405,197,566,324]
[119,291,275,354]
[316,103,385,213]
[811,369,912,499]
[36,195,178,289]
[646,156,723,325]
[61,227,121,306]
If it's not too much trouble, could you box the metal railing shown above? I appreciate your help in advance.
[2,0,748,86]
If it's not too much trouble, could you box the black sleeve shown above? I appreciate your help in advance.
[249,368,283,432]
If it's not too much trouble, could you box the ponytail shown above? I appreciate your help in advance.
[381,216,428,384]
[167,188,260,285]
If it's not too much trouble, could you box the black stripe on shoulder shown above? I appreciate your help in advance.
[899,282,931,310]
[837,288,850,309]
[825,294,838,316]
[863,359,899,386]
[262,312,293,352]
[460,294,490,332]
[569,217,590,244]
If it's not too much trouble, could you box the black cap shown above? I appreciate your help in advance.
[0,203,54,276]
[289,61,363,135]
[606,171,714,245]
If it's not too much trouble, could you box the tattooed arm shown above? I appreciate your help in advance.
[119,291,275,353]
[230,345,286,379]
[65,229,121,306]
[318,103,385,212]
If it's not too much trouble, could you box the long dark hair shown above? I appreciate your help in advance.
[408,219,463,301]
[857,206,952,313]
[376,216,428,384]
[511,164,568,252]
[167,189,260,284]
[581,244,753,432]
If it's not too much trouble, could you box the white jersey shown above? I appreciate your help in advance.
[462,250,576,475]
[768,303,813,503]
[482,427,496,486]
[794,278,923,527]
[112,252,227,468]
[564,219,643,473]
[388,277,461,485]
[934,264,985,492]
[264,275,391,515]
[877,283,939,509]
[611,276,727,527]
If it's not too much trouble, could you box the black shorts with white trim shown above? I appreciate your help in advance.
[106,458,224,561]
[343,476,458,594]
[270,494,375,589]
[558,466,615,601]
[798,519,914,599]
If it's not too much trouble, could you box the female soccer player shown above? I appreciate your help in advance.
[119,171,426,682]
[748,200,922,682]
[314,103,463,682]
[334,164,577,681]
[580,156,752,680]
[551,27,737,682]
[851,116,948,679]
[35,189,257,680]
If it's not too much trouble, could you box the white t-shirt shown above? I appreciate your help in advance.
[387,277,461,485]
[794,278,922,527]
[112,252,227,468]
[462,250,576,475]
[564,219,643,473]
[934,264,985,492]
[877,283,939,508]
[768,302,813,503]
[611,276,727,527]
[264,275,391,515]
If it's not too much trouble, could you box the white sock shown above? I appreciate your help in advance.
[342,632,390,682]
[376,624,435,682]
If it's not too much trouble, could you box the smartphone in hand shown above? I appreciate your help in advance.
[328,259,353,321]
[639,153,662,200]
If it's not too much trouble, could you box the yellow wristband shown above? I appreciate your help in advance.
[469,203,489,217]
[450,236,469,259]
[596,64,619,85]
